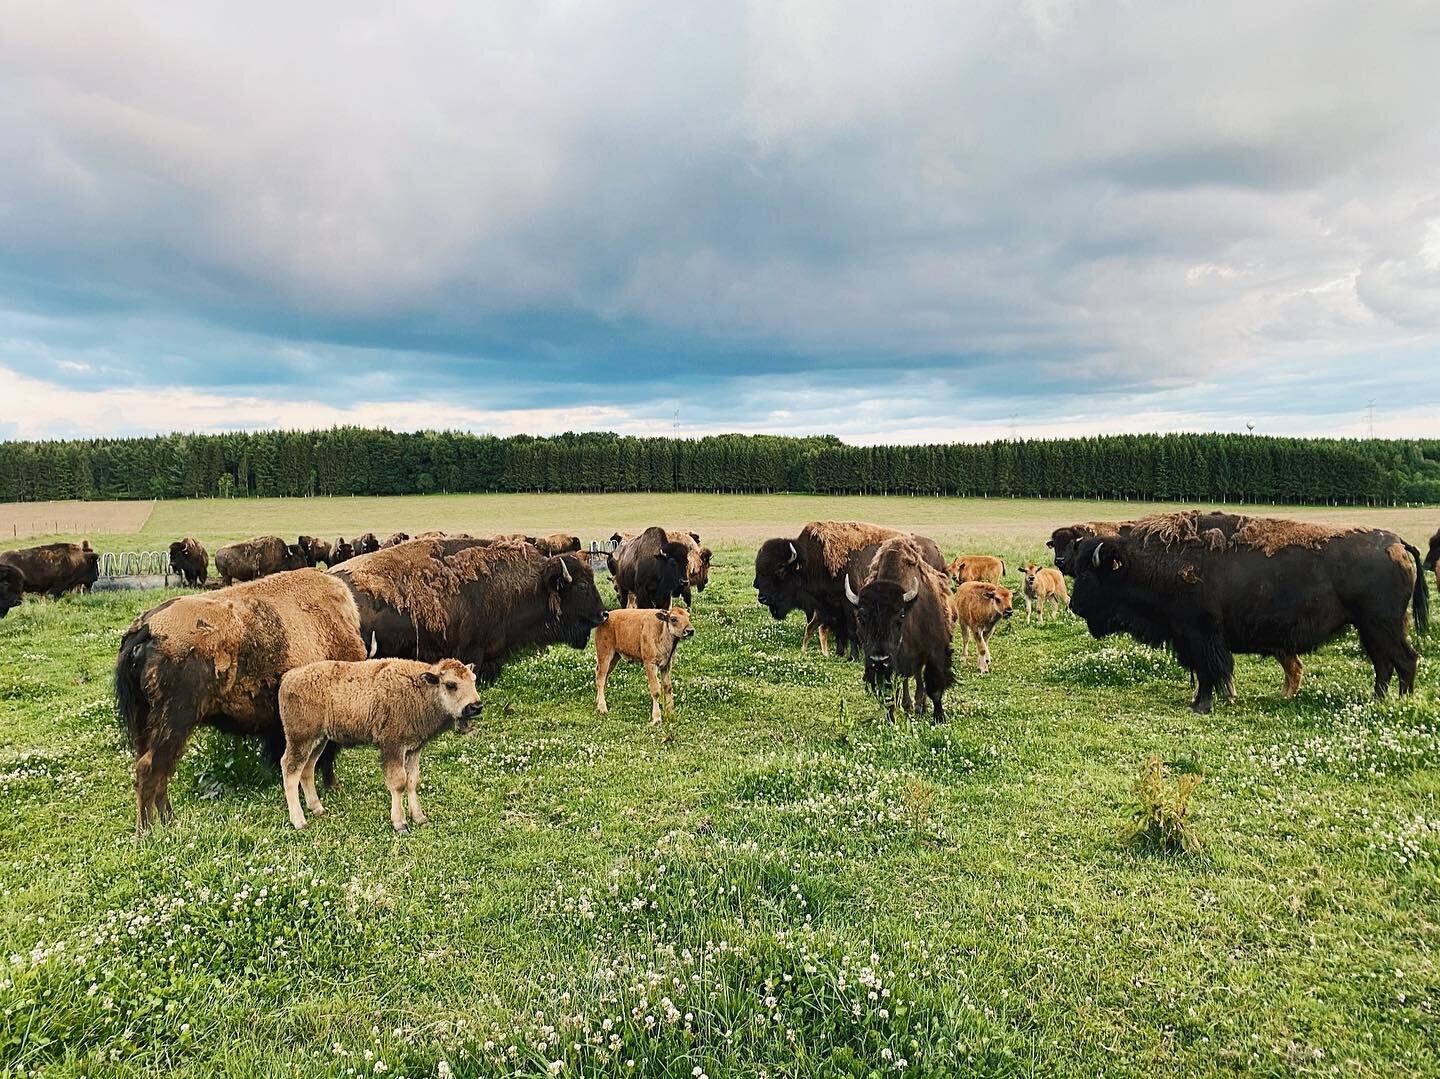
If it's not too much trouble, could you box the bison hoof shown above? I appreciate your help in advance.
[290,818,307,830]
[394,825,410,836]
[412,814,429,827]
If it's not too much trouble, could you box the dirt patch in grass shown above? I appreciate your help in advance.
[0,500,155,542]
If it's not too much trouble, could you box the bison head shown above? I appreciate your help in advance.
[1425,528,1440,572]
[0,564,23,618]
[845,572,918,690]
[385,532,410,548]
[544,554,608,648]
[753,538,806,620]
[1046,526,1092,575]
[1069,538,1169,648]
[331,538,355,565]
[420,658,483,735]
[691,546,713,592]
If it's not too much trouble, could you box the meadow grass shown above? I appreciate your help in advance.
[0,499,1437,1076]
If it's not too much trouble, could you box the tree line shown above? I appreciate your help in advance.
[1,428,1438,505]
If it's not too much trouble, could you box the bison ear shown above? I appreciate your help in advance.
[689,532,701,543]
[700,547,712,563]
[1110,556,1123,572]
[655,610,669,622]
[464,662,476,675]
[1044,539,1054,549]
[421,671,440,685]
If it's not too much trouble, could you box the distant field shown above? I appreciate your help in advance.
[4,492,1437,558]
[0,499,155,541]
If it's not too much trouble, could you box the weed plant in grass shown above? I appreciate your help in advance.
[0,537,1436,1076]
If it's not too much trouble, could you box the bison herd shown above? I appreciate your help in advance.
[0,511,1432,836]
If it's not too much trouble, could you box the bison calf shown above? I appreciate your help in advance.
[949,581,1013,673]
[1021,564,1069,624]
[594,607,694,724]
[946,554,1006,586]
[279,658,482,833]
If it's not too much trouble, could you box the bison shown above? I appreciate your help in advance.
[1068,511,1428,714]
[279,657,482,833]
[843,536,955,722]
[949,581,1013,673]
[946,554,1006,586]
[1020,564,1069,624]
[754,522,944,660]
[215,535,307,585]
[383,532,410,548]
[0,541,100,598]
[0,563,23,617]
[330,537,607,684]
[168,538,209,587]
[1425,526,1440,592]
[330,538,356,566]
[536,533,583,556]
[1049,518,1305,697]
[355,533,382,555]
[115,569,367,833]
[593,606,695,724]
[609,527,694,609]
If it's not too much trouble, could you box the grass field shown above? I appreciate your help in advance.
[1,496,1437,1076]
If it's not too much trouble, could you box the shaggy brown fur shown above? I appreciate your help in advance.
[664,530,712,591]
[116,569,366,833]
[810,521,909,576]
[946,554,1006,585]
[338,537,512,637]
[949,581,1013,673]
[215,535,301,585]
[1128,510,1366,558]
[536,533,583,556]
[168,537,209,586]
[279,657,480,832]
[0,541,100,597]
[593,607,694,724]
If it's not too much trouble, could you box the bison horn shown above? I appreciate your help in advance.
[559,557,572,584]
[787,542,799,565]
[1092,542,1104,568]
[844,574,860,606]
[902,577,919,603]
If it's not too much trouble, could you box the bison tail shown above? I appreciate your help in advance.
[1405,543,1429,635]
[114,623,152,753]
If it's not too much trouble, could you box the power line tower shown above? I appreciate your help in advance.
[1367,400,1375,439]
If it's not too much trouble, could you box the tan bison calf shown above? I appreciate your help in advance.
[946,554,1006,586]
[594,607,694,724]
[949,581,1013,672]
[278,658,482,833]
[1020,564,1069,624]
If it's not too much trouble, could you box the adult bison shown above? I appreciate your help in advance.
[1049,519,1304,698]
[355,533,382,555]
[1068,511,1428,714]
[1425,526,1440,591]
[536,533,583,557]
[330,536,607,683]
[753,522,945,659]
[610,530,711,595]
[330,538,357,566]
[168,538,209,586]
[0,541,100,597]
[215,535,306,585]
[115,570,367,833]
[843,536,955,722]
[0,564,23,617]
[609,527,693,609]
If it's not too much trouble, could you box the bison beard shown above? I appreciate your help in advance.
[1069,523,1427,714]
[332,538,608,683]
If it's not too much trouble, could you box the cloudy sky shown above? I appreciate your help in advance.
[2,1,1438,443]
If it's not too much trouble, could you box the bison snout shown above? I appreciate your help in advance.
[1002,609,1013,618]
[461,701,483,719]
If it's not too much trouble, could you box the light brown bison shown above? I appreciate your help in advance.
[946,554,1006,586]
[0,541,99,598]
[115,569,367,833]
[214,535,306,585]
[168,537,209,587]
[593,606,694,724]
[279,657,482,833]
[949,581,1013,673]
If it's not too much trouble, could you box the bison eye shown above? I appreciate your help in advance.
[445,682,458,691]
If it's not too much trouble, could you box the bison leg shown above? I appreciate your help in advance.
[281,740,314,829]
[405,751,427,826]
[595,648,617,714]
[381,749,410,833]
[318,742,341,789]
[661,663,675,712]
[643,661,664,725]
[134,719,191,835]
[977,632,991,674]
[1279,654,1303,698]
[818,625,830,658]
[301,742,327,815]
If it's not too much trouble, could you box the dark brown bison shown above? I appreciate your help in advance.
[214,536,307,585]
[608,527,694,609]
[1068,511,1428,713]
[331,537,607,684]
[844,536,955,722]
[0,541,100,597]
[0,563,23,617]
[115,569,367,833]
[383,532,410,548]
[330,538,356,566]
[355,533,382,555]
[753,522,945,659]
[1048,518,1305,698]
[1425,526,1440,592]
[168,538,209,586]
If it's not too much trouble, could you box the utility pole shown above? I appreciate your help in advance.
[1367,400,1375,439]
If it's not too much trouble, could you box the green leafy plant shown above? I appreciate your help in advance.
[1122,755,1204,856]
